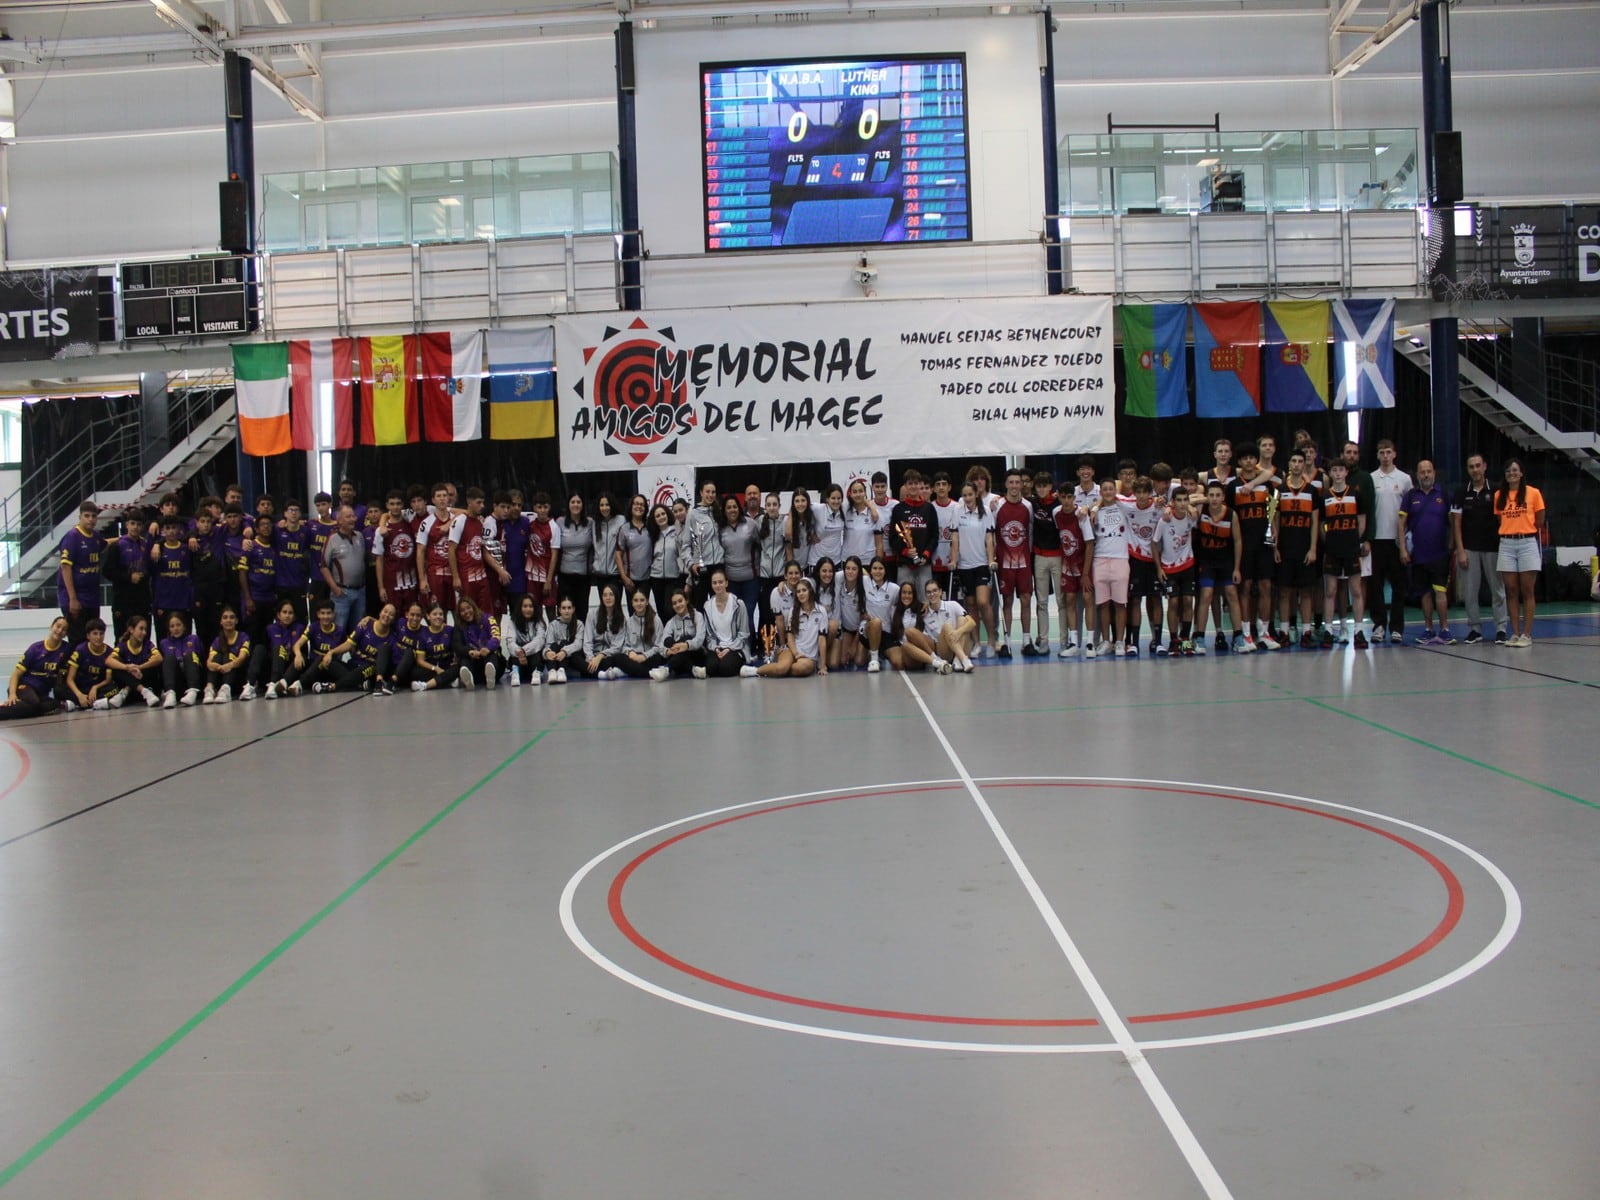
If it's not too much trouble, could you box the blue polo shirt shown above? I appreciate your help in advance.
[1402,484,1452,563]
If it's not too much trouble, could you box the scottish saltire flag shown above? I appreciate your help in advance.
[1264,300,1330,413]
[1120,304,1188,417]
[1192,302,1262,418]
[1333,299,1396,410]
[487,327,555,440]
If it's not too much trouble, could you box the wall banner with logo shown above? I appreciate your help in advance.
[637,465,697,510]
[1448,204,1600,299]
[0,268,100,362]
[556,297,1115,472]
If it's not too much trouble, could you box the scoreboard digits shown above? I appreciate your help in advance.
[702,55,971,251]
[120,255,255,340]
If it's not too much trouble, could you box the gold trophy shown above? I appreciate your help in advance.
[760,622,776,664]
[1262,489,1280,547]
[895,520,921,565]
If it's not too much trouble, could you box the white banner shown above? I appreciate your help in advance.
[556,297,1114,472]
[637,465,698,510]
[832,458,890,495]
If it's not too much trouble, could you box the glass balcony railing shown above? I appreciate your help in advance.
[1063,128,1419,217]
[261,153,622,253]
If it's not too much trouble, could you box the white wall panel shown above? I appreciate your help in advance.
[632,16,1048,309]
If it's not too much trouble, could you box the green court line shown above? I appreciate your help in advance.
[1300,697,1599,811]
[0,698,585,1191]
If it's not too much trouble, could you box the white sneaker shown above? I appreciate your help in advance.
[930,653,948,673]
[957,655,975,673]
[1260,633,1282,651]
[92,697,110,710]
[1084,642,1098,659]
[649,665,670,682]
[691,665,708,680]
[1058,644,1074,658]
[217,684,232,704]
[485,661,498,688]
[509,671,521,688]
[141,687,160,707]
[411,680,430,692]
[866,657,881,673]
[458,665,475,690]
[735,664,756,678]
[239,684,256,702]
[528,671,542,686]
[553,668,567,684]
[62,699,79,712]
[937,657,955,675]
[202,684,216,704]
[1237,637,1258,654]
[107,689,126,709]
[287,680,303,696]
[311,681,335,694]
[162,690,177,709]
[180,688,200,706]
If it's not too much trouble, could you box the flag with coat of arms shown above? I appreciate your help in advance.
[1119,304,1189,417]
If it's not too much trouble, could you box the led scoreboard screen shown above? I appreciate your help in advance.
[701,55,971,251]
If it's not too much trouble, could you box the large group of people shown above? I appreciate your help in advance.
[3,437,1551,719]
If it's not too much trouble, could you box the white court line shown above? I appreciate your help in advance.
[899,675,1235,1200]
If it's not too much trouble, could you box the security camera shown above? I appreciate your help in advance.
[854,264,878,284]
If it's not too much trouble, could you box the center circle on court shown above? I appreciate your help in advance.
[560,777,1521,1053]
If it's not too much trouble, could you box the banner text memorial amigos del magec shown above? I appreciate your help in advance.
[555,297,1115,471]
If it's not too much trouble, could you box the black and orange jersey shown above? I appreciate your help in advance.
[1196,510,1235,569]
[1232,476,1278,548]
[1321,485,1364,557]
[1275,482,1318,549]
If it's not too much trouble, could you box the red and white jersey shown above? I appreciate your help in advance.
[524,516,559,584]
[1121,499,1163,562]
[373,519,418,589]
[417,511,454,576]
[994,498,1033,571]
[1154,512,1196,573]
[1055,509,1094,577]
[448,513,488,583]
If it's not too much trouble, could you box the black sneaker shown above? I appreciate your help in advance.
[1464,629,1483,644]
[996,644,1013,659]
[1495,629,1508,644]
[1215,632,1229,654]
[1021,641,1042,657]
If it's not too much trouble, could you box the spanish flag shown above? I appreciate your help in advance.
[359,334,419,445]
[232,342,291,457]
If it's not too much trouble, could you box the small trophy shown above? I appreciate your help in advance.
[896,521,921,565]
[760,623,776,664]
[1262,489,1280,547]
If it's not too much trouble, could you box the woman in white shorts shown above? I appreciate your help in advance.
[1493,458,1545,647]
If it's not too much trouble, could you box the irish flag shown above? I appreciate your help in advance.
[359,334,420,446]
[232,342,291,457]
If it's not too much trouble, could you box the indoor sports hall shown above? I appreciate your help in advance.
[1,0,1597,1197]
[0,606,1596,1199]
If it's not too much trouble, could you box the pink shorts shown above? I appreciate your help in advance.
[1093,558,1130,605]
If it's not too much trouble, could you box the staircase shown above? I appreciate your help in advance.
[1397,325,1600,483]
[0,375,239,606]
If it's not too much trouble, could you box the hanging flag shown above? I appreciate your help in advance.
[1332,298,1396,409]
[1264,300,1330,413]
[232,342,291,457]
[1192,301,1262,419]
[487,327,556,440]
[359,334,419,445]
[419,330,484,442]
[289,337,355,451]
[1120,304,1188,418]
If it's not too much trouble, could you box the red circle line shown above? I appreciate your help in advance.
[0,737,32,805]
[606,781,1467,1029]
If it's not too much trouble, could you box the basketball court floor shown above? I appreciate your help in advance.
[1,606,1596,1199]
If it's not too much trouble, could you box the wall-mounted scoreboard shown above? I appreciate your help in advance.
[120,255,255,340]
[701,54,972,251]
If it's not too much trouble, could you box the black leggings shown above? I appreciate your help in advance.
[601,651,665,678]
[162,657,202,695]
[666,648,704,677]
[704,648,747,677]
[0,685,59,720]
[207,663,247,691]
[557,573,591,621]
